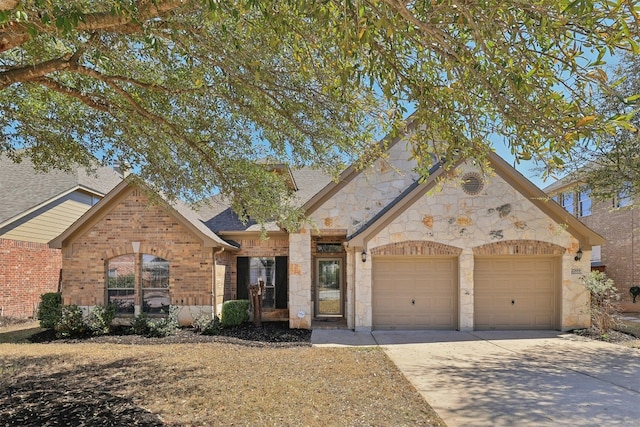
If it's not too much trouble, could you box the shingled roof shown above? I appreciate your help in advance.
[0,154,122,226]
[197,167,333,232]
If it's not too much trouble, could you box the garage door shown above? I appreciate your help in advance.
[373,257,457,330]
[474,257,558,330]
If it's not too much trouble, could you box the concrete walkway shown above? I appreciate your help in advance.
[311,329,640,426]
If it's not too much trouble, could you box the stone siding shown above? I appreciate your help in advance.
[0,239,61,318]
[311,141,420,235]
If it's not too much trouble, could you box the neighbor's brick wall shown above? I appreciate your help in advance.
[0,238,61,318]
[61,187,215,308]
[579,200,640,310]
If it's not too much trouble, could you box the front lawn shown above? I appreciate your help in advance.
[0,339,445,426]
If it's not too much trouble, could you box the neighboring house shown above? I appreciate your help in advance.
[0,155,122,318]
[50,131,604,332]
[544,177,638,312]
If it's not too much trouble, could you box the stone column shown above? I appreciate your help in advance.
[288,229,312,329]
[458,249,474,331]
[354,246,373,331]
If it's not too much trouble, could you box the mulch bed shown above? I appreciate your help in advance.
[28,321,312,348]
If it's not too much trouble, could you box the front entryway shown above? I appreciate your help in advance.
[315,258,343,317]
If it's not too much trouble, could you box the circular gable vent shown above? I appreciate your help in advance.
[462,173,483,195]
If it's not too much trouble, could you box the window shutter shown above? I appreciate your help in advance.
[236,257,249,300]
[275,256,288,309]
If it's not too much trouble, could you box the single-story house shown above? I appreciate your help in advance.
[49,134,604,331]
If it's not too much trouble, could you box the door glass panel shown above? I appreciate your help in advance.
[317,259,341,316]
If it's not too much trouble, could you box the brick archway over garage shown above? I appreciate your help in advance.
[371,240,462,256]
[472,240,566,256]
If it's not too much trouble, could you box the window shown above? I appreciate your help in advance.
[106,254,170,315]
[236,256,288,310]
[578,188,591,217]
[317,243,344,253]
[561,192,575,215]
[614,188,632,208]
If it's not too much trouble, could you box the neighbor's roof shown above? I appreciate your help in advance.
[49,179,238,250]
[0,154,122,226]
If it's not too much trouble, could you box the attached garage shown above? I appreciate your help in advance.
[474,256,559,330]
[372,256,458,330]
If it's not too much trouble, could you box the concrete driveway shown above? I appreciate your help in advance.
[311,330,640,426]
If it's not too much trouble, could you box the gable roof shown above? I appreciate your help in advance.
[347,152,604,249]
[0,154,122,227]
[49,179,238,250]
[197,167,333,233]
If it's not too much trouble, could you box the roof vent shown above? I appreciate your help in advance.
[462,173,483,195]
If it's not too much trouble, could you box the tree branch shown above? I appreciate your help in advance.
[0,55,72,89]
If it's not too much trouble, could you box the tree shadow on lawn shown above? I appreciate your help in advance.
[399,340,640,426]
[0,355,166,426]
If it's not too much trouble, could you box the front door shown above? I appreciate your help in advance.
[315,258,342,317]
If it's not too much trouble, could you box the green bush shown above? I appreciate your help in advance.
[129,306,180,337]
[55,305,88,338]
[87,304,117,335]
[37,292,62,329]
[129,313,151,336]
[147,306,180,338]
[220,300,249,327]
[193,312,222,335]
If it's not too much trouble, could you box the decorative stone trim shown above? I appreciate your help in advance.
[371,240,462,256]
[472,240,566,256]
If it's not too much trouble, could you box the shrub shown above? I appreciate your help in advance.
[55,305,89,338]
[87,304,117,336]
[37,292,62,329]
[582,271,621,334]
[220,300,249,327]
[129,313,151,336]
[129,306,180,338]
[193,312,222,335]
[147,306,180,338]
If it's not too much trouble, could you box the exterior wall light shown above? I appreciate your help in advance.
[574,248,583,261]
[361,249,367,263]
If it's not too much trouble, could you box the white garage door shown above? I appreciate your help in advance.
[474,256,558,330]
[372,257,457,330]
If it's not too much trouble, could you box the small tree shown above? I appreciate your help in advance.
[582,271,621,335]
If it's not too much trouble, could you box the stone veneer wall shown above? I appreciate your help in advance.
[362,164,588,331]
[312,142,420,235]
[288,229,312,328]
[60,187,220,324]
[0,239,62,318]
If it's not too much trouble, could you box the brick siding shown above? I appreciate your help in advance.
[0,239,61,318]
[473,240,566,256]
[60,187,225,311]
[579,200,640,310]
[371,240,463,256]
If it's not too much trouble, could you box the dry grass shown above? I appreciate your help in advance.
[0,339,445,426]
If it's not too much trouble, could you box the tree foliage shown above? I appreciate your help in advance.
[1,1,639,224]
[563,52,640,203]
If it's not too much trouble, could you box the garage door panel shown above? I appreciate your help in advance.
[373,257,457,330]
[475,257,558,330]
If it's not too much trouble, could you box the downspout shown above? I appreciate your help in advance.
[212,247,225,318]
